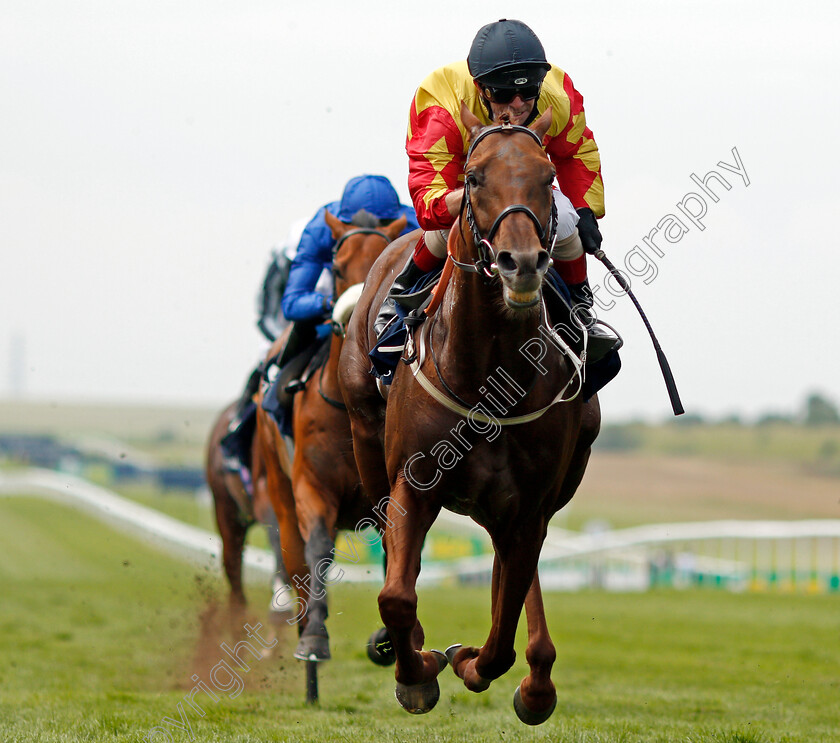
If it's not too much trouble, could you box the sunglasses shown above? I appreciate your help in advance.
[481,83,542,104]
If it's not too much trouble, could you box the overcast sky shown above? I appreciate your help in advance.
[1,0,838,422]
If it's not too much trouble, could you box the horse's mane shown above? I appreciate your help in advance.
[350,209,381,229]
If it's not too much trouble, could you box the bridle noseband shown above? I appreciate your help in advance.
[456,122,559,279]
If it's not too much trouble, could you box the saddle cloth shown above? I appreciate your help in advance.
[368,268,620,402]
[262,335,331,437]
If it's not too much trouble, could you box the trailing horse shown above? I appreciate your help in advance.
[339,106,600,725]
[205,401,293,628]
[256,212,409,666]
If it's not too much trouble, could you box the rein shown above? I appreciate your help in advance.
[331,227,390,258]
[331,227,391,299]
[317,347,346,410]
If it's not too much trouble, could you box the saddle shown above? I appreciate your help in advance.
[261,325,331,435]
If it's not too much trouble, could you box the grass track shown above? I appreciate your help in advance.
[1,495,839,742]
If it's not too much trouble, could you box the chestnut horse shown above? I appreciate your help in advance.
[257,211,409,664]
[339,106,600,725]
[205,401,293,625]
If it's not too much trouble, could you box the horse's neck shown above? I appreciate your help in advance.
[438,270,545,390]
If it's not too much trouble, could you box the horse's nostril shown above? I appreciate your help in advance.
[495,251,518,274]
[536,250,550,274]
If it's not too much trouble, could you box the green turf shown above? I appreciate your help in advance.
[1,495,839,742]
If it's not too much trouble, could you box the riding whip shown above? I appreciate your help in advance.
[593,248,685,416]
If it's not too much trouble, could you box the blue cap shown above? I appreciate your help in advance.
[337,175,402,222]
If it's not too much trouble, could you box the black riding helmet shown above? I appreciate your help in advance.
[468,19,551,88]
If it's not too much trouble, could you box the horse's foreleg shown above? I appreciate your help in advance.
[513,570,557,725]
[445,551,503,692]
[254,475,294,620]
[261,509,290,585]
[294,496,338,662]
[212,485,249,613]
[377,480,446,714]
[450,533,542,694]
[257,416,309,629]
[490,551,502,614]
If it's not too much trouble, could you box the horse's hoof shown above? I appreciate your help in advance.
[430,649,448,673]
[444,643,462,666]
[395,679,440,714]
[294,634,331,662]
[393,651,447,714]
[445,644,490,690]
[513,685,557,726]
[366,627,396,667]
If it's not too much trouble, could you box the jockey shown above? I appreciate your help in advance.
[374,18,620,361]
[276,174,419,368]
[282,174,419,328]
[221,175,418,474]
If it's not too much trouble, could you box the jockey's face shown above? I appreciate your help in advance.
[476,82,537,126]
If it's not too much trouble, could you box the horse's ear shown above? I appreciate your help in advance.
[324,209,348,240]
[460,100,484,142]
[385,214,408,241]
[530,106,553,143]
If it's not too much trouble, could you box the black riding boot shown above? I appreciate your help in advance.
[219,365,264,473]
[567,279,622,363]
[236,367,262,415]
[373,256,433,337]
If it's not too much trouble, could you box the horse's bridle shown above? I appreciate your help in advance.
[454,122,559,279]
[317,225,393,410]
[331,227,390,298]
[331,227,390,259]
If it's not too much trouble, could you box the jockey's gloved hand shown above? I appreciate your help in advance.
[320,295,334,320]
[576,208,602,255]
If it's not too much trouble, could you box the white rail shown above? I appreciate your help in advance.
[3,468,839,591]
[0,468,375,582]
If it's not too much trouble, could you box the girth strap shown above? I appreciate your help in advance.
[406,306,584,426]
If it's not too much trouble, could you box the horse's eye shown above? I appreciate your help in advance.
[466,171,479,187]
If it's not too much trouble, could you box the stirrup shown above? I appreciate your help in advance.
[283,378,306,395]
[374,298,399,339]
[374,268,440,338]
[585,320,623,364]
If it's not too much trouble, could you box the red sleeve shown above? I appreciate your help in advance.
[544,74,604,217]
[406,97,466,231]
